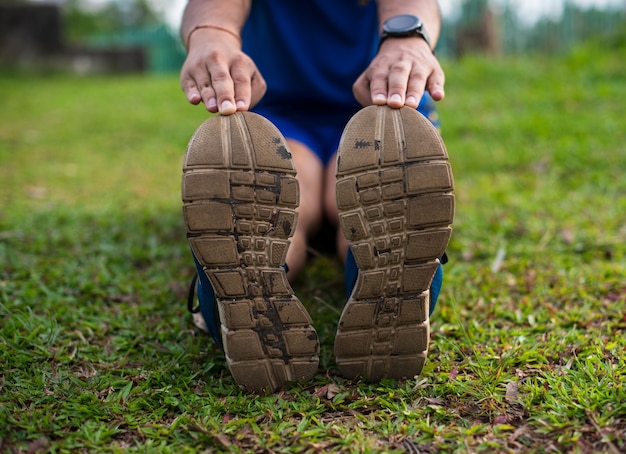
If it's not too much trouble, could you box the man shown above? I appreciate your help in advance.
[180,0,454,392]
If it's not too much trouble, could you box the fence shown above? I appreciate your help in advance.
[436,0,626,58]
[85,24,185,73]
[3,1,624,73]
[79,0,626,73]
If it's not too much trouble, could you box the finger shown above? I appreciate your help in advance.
[199,82,219,113]
[352,73,374,107]
[230,61,253,111]
[206,60,237,115]
[405,67,428,108]
[181,73,202,105]
[249,71,267,109]
[426,60,446,101]
[367,69,390,106]
[385,60,413,108]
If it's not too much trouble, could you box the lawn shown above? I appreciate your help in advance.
[1,41,625,452]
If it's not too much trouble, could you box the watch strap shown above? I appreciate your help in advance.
[379,15,434,53]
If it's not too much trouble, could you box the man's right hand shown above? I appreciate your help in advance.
[180,27,266,115]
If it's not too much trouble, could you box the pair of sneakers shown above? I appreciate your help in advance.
[182,105,454,392]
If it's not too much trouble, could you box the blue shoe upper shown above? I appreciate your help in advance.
[193,248,446,345]
[192,253,222,345]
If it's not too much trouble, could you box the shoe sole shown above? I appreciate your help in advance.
[334,105,454,382]
[182,112,319,392]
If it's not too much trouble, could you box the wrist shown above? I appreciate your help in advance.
[185,24,242,51]
[379,34,434,55]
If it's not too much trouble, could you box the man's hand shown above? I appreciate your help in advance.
[180,28,266,115]
[353,37,445,109]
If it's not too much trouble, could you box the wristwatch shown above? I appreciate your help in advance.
[380,14,433,52]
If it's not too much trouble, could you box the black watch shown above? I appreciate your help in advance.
[380,14,433,52]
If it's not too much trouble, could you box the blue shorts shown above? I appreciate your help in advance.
[253,95,441,166]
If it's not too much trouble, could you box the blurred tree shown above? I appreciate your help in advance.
[459,0,490,27]
[527,2,626,54]
[64,0,161,43]
[455,0,501,57]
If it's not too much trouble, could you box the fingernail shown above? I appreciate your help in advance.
[220,100,235,112]
[236,100,246,109]
[207,97,217,109]
[374,94,386,103]
[431,86,444,100]
[390,94,402,104]
[407,96,417,106]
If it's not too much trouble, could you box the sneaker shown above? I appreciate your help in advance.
[334,105,454,382]
[182,112,320,392]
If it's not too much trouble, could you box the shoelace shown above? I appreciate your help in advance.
[187,274,200,314]
[185,273,223,346]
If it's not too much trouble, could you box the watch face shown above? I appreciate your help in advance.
[384,14,422,33]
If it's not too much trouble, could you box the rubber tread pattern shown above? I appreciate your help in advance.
[182,112,319,392]
[334,105,454,382]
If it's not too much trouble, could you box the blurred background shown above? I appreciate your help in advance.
[1,0,625,74]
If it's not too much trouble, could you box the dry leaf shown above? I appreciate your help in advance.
[424,397,445,405]
[315,383,340,400]
[493,414,509,425]
[505,381,519,403]
[213,433,231,448]
[449,366,458,381]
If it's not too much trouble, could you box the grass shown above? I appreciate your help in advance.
[1,41,625,452]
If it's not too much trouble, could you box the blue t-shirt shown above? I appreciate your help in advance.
[242,0,379,116]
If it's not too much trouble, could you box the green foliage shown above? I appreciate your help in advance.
[529,3,626,54]
[63,0,162,43]
[458,0,491,25]
[441,1,626,57]
[1,45,625,452]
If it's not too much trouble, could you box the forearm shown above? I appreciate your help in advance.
[181,0,252,50]
[376,0,441,46]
